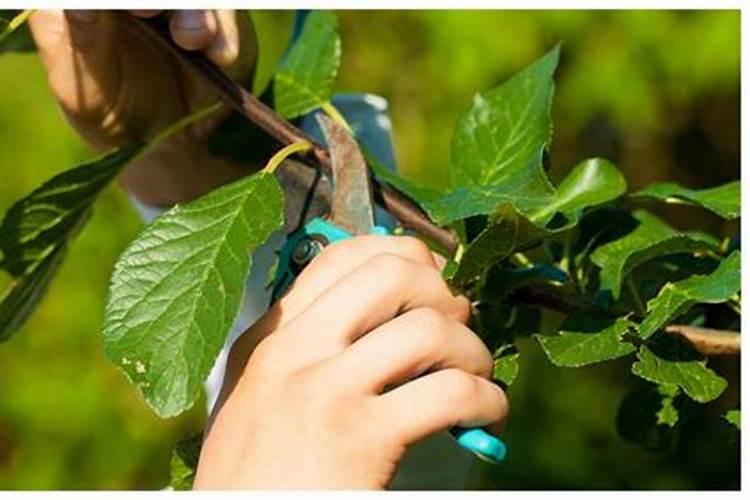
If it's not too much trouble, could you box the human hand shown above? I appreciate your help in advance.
[195,235,509,489]
[28,10,257,205]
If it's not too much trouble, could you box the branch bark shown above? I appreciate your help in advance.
[665,325,740,356]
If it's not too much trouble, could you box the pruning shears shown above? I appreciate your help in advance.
[271,115,507,465]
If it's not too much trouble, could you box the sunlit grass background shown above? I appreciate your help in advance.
[0,10,740,489]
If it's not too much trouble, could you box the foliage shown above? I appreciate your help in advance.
[724,409,740,430]
[169,433,203,490]
[0,10,740,490]
[534,314,636,368]
[631,181,740,220]
[273,11,340,120]
[102,173,284,417]
[0,146,143,341]
[0,10,35,53]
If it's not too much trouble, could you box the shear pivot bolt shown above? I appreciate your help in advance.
[292,237,325,267]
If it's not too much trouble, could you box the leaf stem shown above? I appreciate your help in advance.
[627,277,647,317]
[727,297,741,315]
[0,9,34,45]
[143,101,224,156]
[511,252,533,268]
[321,101,353,133]
[263,141,313,174]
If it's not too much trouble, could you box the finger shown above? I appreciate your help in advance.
[169,10,218,51]
[29,10,119,118]
[281,252,471,352]
[128,10,162,18]
[219,236,442,400]
[278,235,437,322]
[333,307,493,394]
[203,10,256,75]
[245,235,438,344]
[377,368,509,446]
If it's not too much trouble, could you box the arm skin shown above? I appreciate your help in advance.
[30,12,509,488]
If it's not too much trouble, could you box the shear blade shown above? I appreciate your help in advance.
[316,114,376,235]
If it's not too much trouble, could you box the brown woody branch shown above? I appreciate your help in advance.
[665,325,741,356]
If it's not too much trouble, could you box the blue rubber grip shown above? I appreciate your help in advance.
[272,218,506,465]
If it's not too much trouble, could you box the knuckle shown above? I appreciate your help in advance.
[397,236,433,265]
[368,252,413,280]
[314,238,347,264]
[442,369,480,405]
[313,235,380,268]
[477,344,494,379]
[247,335,283,371]
[408,307,449,349]
[452,295,472,324]
[407,307,447,353]
[411,306,449,331]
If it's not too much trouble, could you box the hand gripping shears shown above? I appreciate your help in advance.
[127,9,506,466]
[271,115,506,465]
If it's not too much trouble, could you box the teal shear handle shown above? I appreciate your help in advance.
[272,218,507,465]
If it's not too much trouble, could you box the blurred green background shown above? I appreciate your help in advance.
[0,10,740,489]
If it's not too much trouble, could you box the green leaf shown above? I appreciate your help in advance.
[531,158,627,224]
[656,384,680,427]
[0,10,35,53]
[103,172,285,418]
[444,159,626,290]
[0,145,141,341]
[616,384,681,452]
[724,409,740,430]
[632,180,740,220]
[169,433,203,491]
[591,210,718,300]
[0,246,65,342]
[373,47,625,237]
[274,11,340,118]
[480,263,568,302]
[448,204,549,290]
[492,344,520,386]
[450,44,559,194]
[639,251,741,339]
[631,341,727,403]
[369,46,561,225]
[0,145,142,276]
[534,314,636,367]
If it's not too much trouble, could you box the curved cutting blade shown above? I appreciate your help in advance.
[316,114,376,235]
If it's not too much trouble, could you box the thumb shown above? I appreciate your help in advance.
[29,10,120,120]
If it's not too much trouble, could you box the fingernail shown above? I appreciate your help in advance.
[176,10,205,31]
[67,10,99,24]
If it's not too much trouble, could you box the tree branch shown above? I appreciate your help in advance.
[665,325,740,356]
